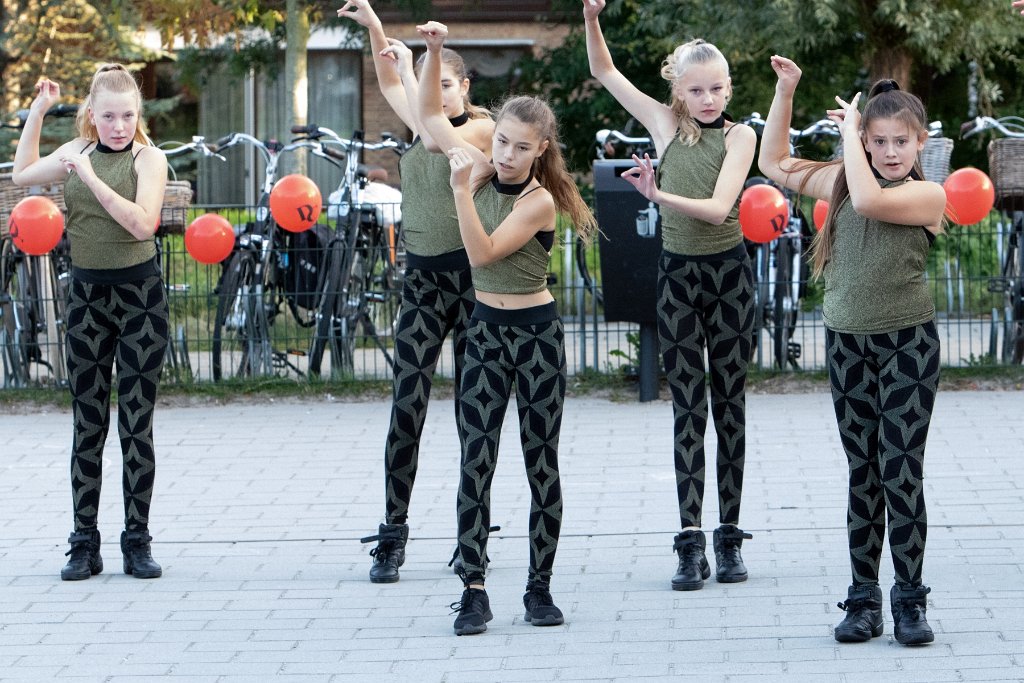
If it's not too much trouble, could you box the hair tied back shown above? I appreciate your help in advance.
[870,79,901,98]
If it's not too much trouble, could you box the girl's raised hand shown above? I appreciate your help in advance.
[447,146,474,191]
[582,0,605,21]
[380,38,414,77]
[30,78,61,116]
[620,153,660,202]
[769,55,801,96]
[828,92,862,136]
[416,21,448,51]
[337,0,379,27]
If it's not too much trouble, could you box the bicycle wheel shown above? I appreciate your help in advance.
[0,240,31,387]
[772,238,795,369]
[331,249,367,377]
[212,250,271,381]
[750,242,770,366]
[308,238,346,379]
[1007,221,1024,364]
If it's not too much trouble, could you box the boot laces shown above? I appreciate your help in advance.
[449,588,484,616]
[525,584,554,610]
[65,532,98,559]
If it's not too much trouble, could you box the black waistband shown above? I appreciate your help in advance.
[662,242,747,263]
[472,301,558,325]
[405,248,471,272]
[72,257,160,285]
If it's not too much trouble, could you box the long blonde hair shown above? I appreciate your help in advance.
[660,39,730,146]
[416,48,491,121]
[75,63,150,145]
[474,96,597,244]
[806,79,931,279]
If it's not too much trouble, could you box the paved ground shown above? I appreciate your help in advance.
[1,388,1023,682]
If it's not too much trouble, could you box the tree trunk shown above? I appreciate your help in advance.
[284,0,309,175]
[868,46,913,89]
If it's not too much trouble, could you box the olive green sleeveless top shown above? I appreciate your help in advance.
[398,139,464,257]
[823,178,935,334]
[64,144,156,269]
[470,180,550,295]
[656,130,742,256]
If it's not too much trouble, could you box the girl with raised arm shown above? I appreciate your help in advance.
[758,55,945,646]
[583,0,757,591]
[338,0,493,583]
[13,64,169,581]
[416,21,597,636]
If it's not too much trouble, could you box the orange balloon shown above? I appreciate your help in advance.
[943,167,994,226]
[8,196,64,255]
[185,213,235,264]
[813,199,829,232]
[269,174,322,233]
[739,184,788,243]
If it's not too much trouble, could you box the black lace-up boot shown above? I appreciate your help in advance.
[523,579,564,627]
[61,529,103,581]
[451,587,493,636]
[121,529,162,579]
[671,529,710,591]
[713,524,753,583]
[834,583,884,642]
[891,583,934,645]
[360,523,408,583]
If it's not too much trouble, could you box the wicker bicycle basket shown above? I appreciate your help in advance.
[1,174,193,238]
[920,137,954,185]
[988,138,1024,213]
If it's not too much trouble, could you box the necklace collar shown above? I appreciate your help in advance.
[449,111,470,128]
[697,114,726,130]
[491,167,535,195]
[95,141,132,154]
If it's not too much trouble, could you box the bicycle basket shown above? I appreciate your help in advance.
[989,138,1024,212]
[160,181,193,235]
[920,137,953,185]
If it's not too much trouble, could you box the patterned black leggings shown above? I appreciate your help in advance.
[384,266,475,525]
[827,322,940,587]
[65,275,168,533]
[657,247,754,530]
[456,303,565,585]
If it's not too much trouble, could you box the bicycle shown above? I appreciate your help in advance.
[0,104,79,387]
[289,125,406,379]
[961,114,1024,364]
[741,113,843,370]
[205,132,339,381]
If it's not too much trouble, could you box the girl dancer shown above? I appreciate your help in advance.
[759,55,944,645]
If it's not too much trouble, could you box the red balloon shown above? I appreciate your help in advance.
[8,196,64,255]
[739,184,788,243]
[943,167,994,226]
[813,199,829,232]
[269,174,322,233]
[185,213,235,264]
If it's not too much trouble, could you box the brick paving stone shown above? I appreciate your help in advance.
[1,392,1022,681]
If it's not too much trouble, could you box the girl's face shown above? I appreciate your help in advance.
[863,117,926,181]
[673,61,731,124]
[440,64,469,118]
[491,116,548,183]
[89,90,139,150]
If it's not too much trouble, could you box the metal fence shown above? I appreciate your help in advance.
[2,203,1022,390]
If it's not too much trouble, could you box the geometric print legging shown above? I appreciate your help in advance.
[384,266,475,525]
[65,274,168,533]
[455,304,565,586]
[826,321,940,588]
[657,248,754,530]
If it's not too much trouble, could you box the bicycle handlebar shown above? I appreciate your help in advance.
[961,115,1024,139]
[159,136,226,162]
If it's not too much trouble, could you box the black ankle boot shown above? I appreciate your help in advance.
[61,529,103,581]
[891,583,934,645]
[121,529,162,579]
[671,530,710,591]
[834,583,884,642]
[523,579,564,627]
[713,524,753,583]
[360,523,408,583]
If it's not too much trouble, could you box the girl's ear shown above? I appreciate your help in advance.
[460,78,470,99]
